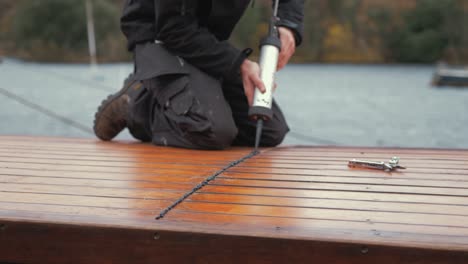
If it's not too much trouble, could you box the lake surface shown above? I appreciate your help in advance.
[1,58,467,148]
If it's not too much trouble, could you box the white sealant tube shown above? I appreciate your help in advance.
[253,44,280,111]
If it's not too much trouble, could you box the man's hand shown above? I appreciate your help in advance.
[240,27,295,105]
[241,59,266,106]
[277,27,296,71]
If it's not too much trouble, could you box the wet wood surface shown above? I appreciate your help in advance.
[0,136,467,263]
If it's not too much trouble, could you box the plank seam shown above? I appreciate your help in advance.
[155,150,260,220]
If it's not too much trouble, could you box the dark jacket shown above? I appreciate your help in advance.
[121,0,304,81]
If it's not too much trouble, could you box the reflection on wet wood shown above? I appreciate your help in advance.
[0,136,467,263]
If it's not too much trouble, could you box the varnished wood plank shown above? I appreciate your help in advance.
[3,135,467,154]
[2,220,467,264]
[0,192,174,211]
[2,136,468,263]
[263,148,468,158]
[2,206,468,254]
[0,151,236,164]
[0,161,222,174]
[200,185,468,206]
[0,182,190,198]
[212,178,468,196]
[225,170,468,182]
[244,157,468,169]
[0,156,228,168]
[265,147,468,157]
[3,179,468,227]
[2,199,468,247]
[2,200,468,242]
[3,177,468,209]
[2,156,467,175]
[230,166,468,176]
[272,146,468,155]
[1,205,468,263]
[177,202,468,228]
[188,193,468,216]
[4,165,468,184]
[3,151,468,169]
[243,168,468,180]
[3,167,468,190]
[257,155,468,163]
[4,184,468,225]
[3,147,468,166]
[223,172,468,188]
[2,173,468,202]
[242,159,468,170]
[0,174,205,187]
[3,177,468,216]
[0,201,164,219]
[167,211,468,245]
[0,167,213,180]
[3,180,468,211]
[262,152,468,161]
[0,199,467,246]
[0,139,468,161]
[0,176,468,218]
[2,191,467,222]
[252,157,468,166]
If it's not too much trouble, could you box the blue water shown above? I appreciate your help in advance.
[1,58,467,148]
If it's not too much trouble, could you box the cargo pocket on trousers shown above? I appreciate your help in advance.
[155,75,211,136]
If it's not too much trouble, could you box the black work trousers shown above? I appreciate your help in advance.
[127,43,289,150]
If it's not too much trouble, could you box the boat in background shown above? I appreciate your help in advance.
[432,63,468,87]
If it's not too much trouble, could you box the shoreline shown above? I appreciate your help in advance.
[0,56,443,67]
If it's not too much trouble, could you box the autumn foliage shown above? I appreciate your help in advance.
[1,0,467,63]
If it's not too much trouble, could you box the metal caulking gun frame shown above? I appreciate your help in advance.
[248,0,282,150]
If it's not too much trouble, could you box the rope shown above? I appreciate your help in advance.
[0,87,93,135]
[156,150,260,220]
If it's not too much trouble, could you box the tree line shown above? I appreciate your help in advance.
[1,0,467,64]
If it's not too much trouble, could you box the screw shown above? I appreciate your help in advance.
[153,232,160,240]
[361,246,369,254]
[0,224,6,231]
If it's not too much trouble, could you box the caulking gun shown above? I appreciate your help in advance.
[248,0,281,150]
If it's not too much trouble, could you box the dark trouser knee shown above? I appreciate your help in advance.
[141,60,238,150]
[261,119,289,147]
[153,124,237,150]
[151,109,238,150]
[205,122,238,150]
[127,83,153,142]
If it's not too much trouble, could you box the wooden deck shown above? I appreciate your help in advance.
[0,136,467,263]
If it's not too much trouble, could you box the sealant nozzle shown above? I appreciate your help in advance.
[254,119,264,151]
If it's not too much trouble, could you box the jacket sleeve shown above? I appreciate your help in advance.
[276,0,305,46]
[155,0,249,81]
[121,0,156,51]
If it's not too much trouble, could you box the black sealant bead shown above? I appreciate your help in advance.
[156,150,260,220]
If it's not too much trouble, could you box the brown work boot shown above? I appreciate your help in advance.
[93,74,140,141]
